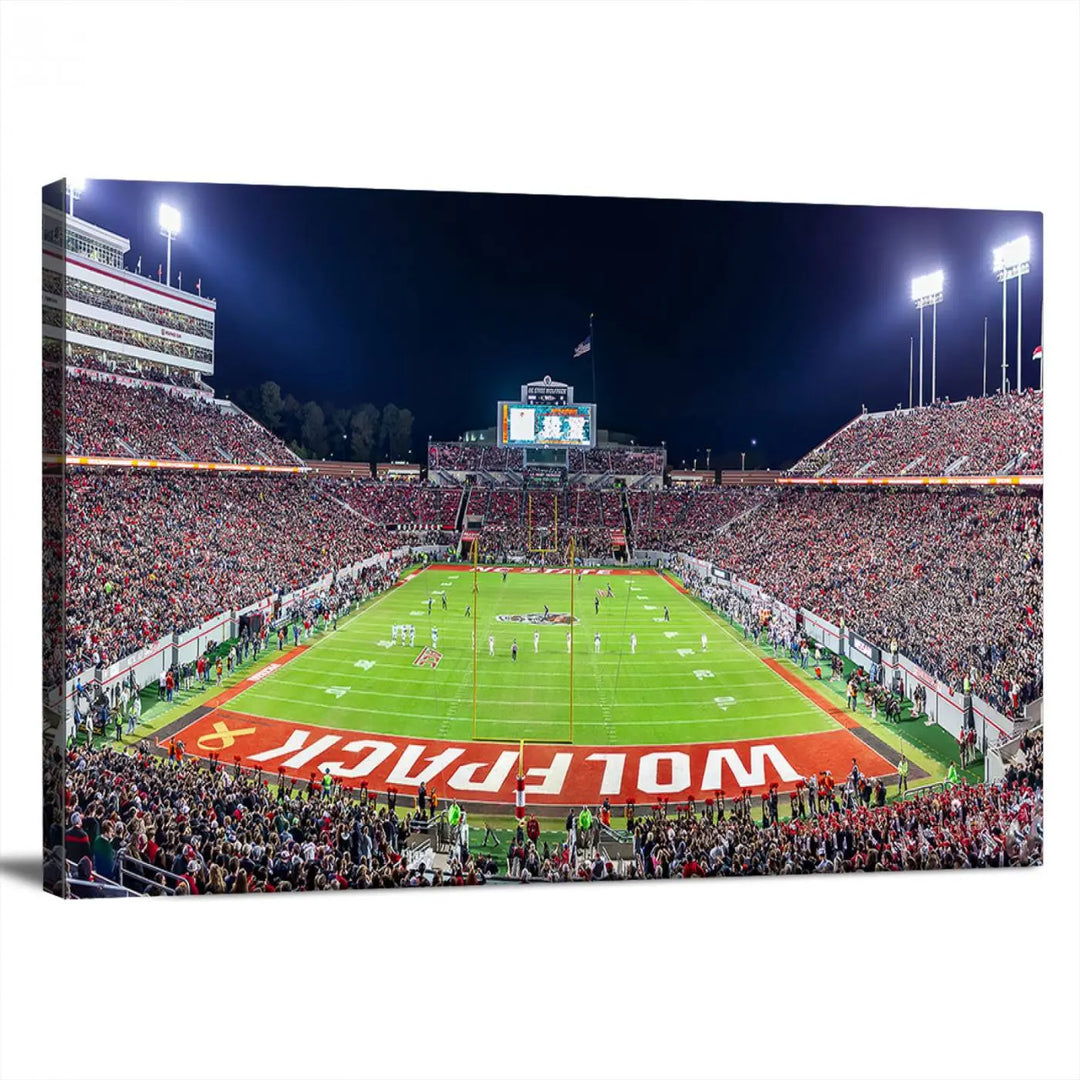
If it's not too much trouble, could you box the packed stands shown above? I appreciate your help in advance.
[616,777,1042,877]
[48,732,1041,896]
[64,471,398,674]
[47,742,497,897]
[66,313,214,365]
[526,489,560,526]
[786,392,1043,477]
[629,488,756,550]
[567,446,665,475]
[570,489,603,528]
[428,442,477,470]
[415,485,463,529]
[62,275,215,339]
[465,487,489,516]
[683,487,1042,712]
[43,365,62,453]
[431,442,663,476]
[64,372,298,464]
[67,345,206,390]
[428,442,526,471]
[481,445,523,470]
[335,479,423,527]
[1002,726,1044,790]
[487,488,522,525]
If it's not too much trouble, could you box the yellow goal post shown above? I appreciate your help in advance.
[469,531,577,744]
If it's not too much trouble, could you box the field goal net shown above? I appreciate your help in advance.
[469,531,579,745]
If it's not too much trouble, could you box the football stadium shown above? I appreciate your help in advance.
[42,185,1044,896]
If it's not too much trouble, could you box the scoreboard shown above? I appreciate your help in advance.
[497,401,596,448]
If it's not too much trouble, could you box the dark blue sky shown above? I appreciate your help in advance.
[72,180,1042,469]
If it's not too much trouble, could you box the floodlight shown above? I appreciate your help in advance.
[66,178,87,216]
[158,203,182,235]
[911,270,945,407]
[992,236,1030,273]
[911,270,944,302]
[159,203,183,289]
[993,236,1033,394]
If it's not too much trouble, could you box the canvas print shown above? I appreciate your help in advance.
[42,180,1043,897]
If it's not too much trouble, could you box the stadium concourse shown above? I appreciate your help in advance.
[51,369,1044,893]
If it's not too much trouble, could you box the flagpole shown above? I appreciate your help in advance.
[589,312,596,409]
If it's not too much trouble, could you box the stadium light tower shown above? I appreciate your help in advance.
[992,236,1031,393]
[159,203,182,289]
[908,336,914,409]
[66,178,86,216]
[911,270,944,406]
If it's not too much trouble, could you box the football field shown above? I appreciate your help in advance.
[225,565,833,746]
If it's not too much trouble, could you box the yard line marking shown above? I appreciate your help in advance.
[218,689,829,733]
[683,591,848,733]
[238,566,830,743]
[244,678,818,719]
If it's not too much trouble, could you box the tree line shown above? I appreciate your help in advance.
[232,381,414,463]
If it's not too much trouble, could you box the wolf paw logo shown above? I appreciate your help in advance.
[496,612,579,625]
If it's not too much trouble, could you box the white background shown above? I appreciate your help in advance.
[510,405,538,443]
[2,3,1078,1079]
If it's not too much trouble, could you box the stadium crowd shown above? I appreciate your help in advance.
[414,485,463,529]
[46,269,216,339]
[476,523,613,562]
[50,732,1041,896]
[339,479,431,529]
[64,470,405,674]
[629,488,756,550]
[43,364,63,453]
[428,442,525,472]
[66,344,206,390]
[48,742,495,897]
[64,371,297,464]
[428,442,664,476]
[681,487,1042,712]
[509,761,1043,883]
[786,392,1043,477]
[1001,726,1044,791]
[43,334,64,364]
[66,313,214,365]
[567,447,665,475]
[487,488,522,524]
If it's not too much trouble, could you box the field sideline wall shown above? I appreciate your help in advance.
[56,543,449,736]
[673,553,1015,748]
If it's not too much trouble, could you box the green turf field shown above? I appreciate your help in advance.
[224,567,835,746]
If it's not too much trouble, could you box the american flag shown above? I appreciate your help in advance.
[573,335,591,358]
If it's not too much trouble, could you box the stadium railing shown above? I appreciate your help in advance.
[898,780,944,801]
[61,855,143,898]
[116,854,182,896]
[407,811,450,852]
[57,541,450,733]
[985,723,1042,786]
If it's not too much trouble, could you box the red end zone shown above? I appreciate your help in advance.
[162,712,894,807]
[424,564,661,576]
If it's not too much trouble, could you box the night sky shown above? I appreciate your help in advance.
[72,180,1043,469]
